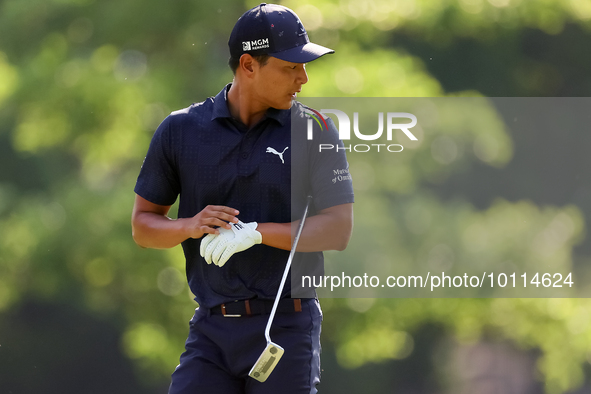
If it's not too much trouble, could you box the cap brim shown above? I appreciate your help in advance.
[269,42,334,63]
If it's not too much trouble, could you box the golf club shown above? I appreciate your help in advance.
[248,195,313,382]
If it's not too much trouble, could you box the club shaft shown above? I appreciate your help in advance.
[264,196,312,343]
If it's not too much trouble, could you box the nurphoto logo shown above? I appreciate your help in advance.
[305,109,418,153]
[304,108,328,132]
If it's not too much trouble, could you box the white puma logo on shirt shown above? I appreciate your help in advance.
[266,146,289,164]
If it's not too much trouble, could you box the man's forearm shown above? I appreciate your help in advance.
[132,212,193,249]
[257,204,353,252]
[131,195,240,249]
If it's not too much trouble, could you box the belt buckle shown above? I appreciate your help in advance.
[221,303,241,318]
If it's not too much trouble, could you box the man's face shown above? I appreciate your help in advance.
[252,56,309,110]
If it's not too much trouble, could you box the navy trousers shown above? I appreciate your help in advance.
[169,299,323,394]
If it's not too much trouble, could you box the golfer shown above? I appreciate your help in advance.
[131,3,354,393]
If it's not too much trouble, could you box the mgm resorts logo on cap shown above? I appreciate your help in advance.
[242,38,270,52]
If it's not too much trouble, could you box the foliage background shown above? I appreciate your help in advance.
[1,0,591,393]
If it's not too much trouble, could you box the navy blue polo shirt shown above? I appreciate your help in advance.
[135,84,354,308]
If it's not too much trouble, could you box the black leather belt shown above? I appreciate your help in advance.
[210,298,303,317]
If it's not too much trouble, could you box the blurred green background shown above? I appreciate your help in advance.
[1,0,591,393]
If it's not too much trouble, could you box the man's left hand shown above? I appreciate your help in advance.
[200,221,262,267]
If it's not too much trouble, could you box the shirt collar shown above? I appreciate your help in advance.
[211,83,289,127]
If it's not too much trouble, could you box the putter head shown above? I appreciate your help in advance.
[248,342,284,382]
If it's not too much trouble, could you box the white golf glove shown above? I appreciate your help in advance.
[200,221,262,267]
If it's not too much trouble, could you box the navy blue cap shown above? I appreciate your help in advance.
[229,3,334,63]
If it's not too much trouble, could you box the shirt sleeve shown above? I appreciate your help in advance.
[134,115,181,206]
[308,116,355,211]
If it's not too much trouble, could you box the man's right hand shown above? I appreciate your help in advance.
[131,194,239,249]
[185,205,241,239]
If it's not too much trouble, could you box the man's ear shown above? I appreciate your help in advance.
[239,54,256,77]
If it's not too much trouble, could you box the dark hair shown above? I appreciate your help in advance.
[228,54,270,75]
